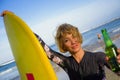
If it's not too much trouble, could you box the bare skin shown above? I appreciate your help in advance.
[1,10,120,64]
[62,33,120,64]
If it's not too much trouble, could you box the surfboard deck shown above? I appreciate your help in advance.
[2,11,57,80]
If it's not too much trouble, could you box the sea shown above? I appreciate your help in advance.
[0,18,120,80]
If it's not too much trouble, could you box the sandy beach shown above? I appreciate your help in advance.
[48,34,120,80]
[84,33,120,80]
[0,29,120,80]
[53,33,120,80]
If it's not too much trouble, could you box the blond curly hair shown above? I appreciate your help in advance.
[55,23,83,53]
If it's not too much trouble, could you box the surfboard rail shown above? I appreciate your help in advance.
[2,11,57,80]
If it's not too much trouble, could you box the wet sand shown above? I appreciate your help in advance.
[1,34,120,80]
[83,33,120,52]
[53,33,120,80]
[84,33,120,80]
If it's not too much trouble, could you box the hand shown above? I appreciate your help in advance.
[117,49,120,64]
[0,10,13,17]
[1,10,8,16]
[116,49,120,76]
[105,49,120,64]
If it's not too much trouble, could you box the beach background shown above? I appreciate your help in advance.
[0,18,120,80]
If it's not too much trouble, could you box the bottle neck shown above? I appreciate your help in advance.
[101,29,113,47]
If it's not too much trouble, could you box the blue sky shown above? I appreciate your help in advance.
[0,0,120,64]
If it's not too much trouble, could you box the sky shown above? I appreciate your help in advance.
[0,0,120,64]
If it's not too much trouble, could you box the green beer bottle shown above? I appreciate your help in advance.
[101,28,120,72]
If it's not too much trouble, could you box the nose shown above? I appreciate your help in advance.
[71,38,76,44]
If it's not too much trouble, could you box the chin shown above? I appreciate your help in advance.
[74,48,81,53]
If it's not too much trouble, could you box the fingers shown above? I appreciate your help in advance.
[1,10,8,16]
[117,49,120,53]
[0,10,12,17]
[117,54,120,64]
[105,56,109,61]
[106,49,120,64]
[117,49,120,64]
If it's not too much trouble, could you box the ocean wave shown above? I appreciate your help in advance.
[112,27,120,33]
[0,60,14,67]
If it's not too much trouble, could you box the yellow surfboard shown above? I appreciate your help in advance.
[2,11,57,80]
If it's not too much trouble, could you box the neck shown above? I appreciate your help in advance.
[72,48,85,63]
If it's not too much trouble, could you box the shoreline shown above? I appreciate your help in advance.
[83,32,120,52]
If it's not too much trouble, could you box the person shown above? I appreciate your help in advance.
[97,33,102,44]
[35,23,120,80]
[97,33,104,49]
[1,11,120,80]
[97,34,101,39]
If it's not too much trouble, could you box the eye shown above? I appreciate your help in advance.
[64,39,69,43]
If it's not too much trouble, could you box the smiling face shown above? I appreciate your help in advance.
[62,33,82,54]
[55,23,83,53]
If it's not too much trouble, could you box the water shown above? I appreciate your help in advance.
[82,18,120,47]
[0,18,120,80]
[0,61,16,72]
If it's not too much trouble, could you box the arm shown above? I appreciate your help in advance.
[34,33,66,67]
[96,51,120,76]
[105,49,120,76]
[95,52,111,69]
